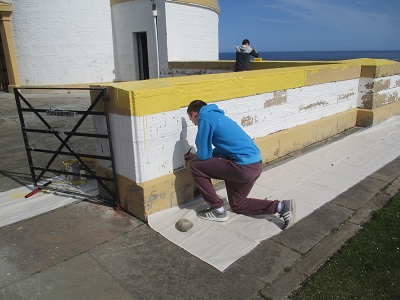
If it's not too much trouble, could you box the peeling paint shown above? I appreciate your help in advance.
[361,90,400,109]
[273,147,279,157]
[241,116,254,127]
[146,190,166,204]
[374,91,400,108]
[338,92,355,102]
[365,79,391,93]
[299,100,329,111]
[373,79,390,92]
[164,69,212,77]
[361,92,373,109]
[365,82,374,90]
[264,91,287,108]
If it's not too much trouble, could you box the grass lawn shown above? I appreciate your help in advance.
[289,192,400,299]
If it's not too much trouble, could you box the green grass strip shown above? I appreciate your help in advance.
[290,193,400,299]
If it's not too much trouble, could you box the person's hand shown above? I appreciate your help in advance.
[252,47,256,51]
[184,152,197,161]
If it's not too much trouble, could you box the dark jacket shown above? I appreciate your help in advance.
[234,45,259,72]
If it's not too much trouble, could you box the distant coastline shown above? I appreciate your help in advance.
[219,50,400,61]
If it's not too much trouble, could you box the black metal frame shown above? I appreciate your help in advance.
[14,87,119,205]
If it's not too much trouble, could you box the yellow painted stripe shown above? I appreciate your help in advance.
[101,59,400,117]
[103,68,307,116]
[344,58,399,67]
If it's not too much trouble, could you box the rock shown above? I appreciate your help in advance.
[175,218,193,232]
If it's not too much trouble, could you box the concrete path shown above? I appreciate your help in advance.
[1,92,400,299]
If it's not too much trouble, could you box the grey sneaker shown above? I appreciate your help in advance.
[197,208,228,222]
[280,199,296,229]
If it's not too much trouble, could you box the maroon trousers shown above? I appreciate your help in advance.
[189,157,279,215]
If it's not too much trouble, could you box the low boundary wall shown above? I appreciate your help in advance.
[93,58,400,221]
[165,60,338,76]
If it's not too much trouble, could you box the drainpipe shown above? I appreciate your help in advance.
[152,3,160,78]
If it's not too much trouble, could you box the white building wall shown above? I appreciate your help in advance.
[10,0,115,85]
[165,2,219,61]
[111,0,163,81]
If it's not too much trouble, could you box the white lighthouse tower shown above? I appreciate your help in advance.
[0,0,220,91]
[111,0,220,81]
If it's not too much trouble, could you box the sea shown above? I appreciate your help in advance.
[219,50,400,61]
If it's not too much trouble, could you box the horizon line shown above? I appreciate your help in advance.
[219,49,400,53]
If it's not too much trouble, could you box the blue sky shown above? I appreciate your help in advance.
[218,0,400,52]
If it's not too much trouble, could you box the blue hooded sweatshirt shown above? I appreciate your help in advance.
[195,104,262,165]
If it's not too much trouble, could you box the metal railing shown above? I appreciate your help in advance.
[14,87,119,206]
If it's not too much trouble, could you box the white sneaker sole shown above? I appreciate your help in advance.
[284,199,296,229]
[197,211,228,222]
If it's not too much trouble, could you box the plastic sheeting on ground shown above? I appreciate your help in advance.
[0,178,98,228]
[148,116,400,272]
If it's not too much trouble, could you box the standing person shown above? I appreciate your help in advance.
[184,100,296,229]
[234,39,260,72]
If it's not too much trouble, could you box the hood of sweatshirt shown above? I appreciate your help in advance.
[236,45,253,54]
[199,103,224,118]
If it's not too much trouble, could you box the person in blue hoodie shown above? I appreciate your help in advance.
[234,39,259,72]
[184,100,296,229]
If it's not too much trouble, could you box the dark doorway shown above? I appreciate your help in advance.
[136,32,149,80]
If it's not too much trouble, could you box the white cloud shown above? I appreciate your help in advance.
[260,0,396,33]
[256,17,292,23]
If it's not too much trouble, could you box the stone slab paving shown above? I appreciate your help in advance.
[1,93,400,299]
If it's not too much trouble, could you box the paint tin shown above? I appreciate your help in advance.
[63,159,96,185]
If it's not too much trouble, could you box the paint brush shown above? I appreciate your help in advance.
[24,180,52,198]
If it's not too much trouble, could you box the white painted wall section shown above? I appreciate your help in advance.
[104,111,183,183]
[200,79,359,140]
[10,0,115,85]
[165,2,219,61]
[103,79,359,184]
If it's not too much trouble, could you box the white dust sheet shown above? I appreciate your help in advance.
[0,178,98,228]
[148,116,400,272]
